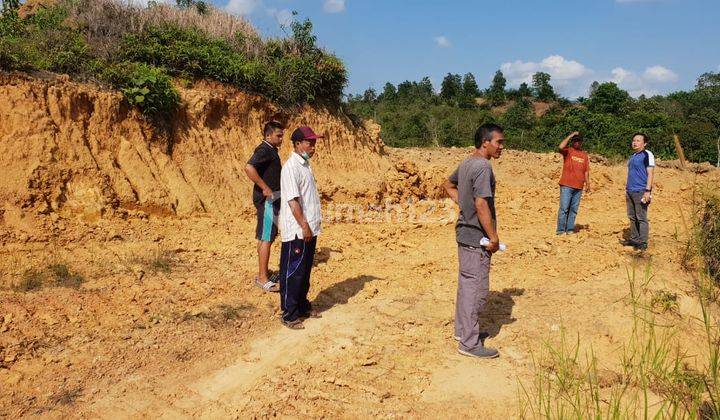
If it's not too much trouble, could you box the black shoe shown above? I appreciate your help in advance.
[620,239,639,247]
[634,243,648,251]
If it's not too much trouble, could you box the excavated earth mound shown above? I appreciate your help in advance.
[1,72,719,418]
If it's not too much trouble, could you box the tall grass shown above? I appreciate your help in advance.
[519,263,720,419]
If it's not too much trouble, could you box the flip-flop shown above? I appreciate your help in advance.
[300,310,322,319]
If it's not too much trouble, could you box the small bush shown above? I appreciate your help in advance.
[102,62,180,118]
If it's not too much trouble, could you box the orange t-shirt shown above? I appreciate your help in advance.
[559,147,589,190]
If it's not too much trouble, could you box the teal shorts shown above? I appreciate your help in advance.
[255,199,279,242]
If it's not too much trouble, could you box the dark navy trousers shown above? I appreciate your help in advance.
[279,236,317,322]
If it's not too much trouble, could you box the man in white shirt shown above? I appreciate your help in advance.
[278,126,324,329]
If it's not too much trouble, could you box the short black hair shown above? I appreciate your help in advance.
[474,123,504,149]
[632,132,648,144]
[263,121,284,137]
[571,134,584,142]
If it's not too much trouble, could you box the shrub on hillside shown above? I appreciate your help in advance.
[0,6,95,73]
[101,62,179,117]
[0,0,347,117]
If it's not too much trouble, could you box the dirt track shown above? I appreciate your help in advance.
[2,146,718,418]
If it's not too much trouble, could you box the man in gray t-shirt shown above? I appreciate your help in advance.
[448,158,496,247]
[443,123,505,360]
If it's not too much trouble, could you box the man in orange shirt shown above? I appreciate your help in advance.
[556,131,590,234]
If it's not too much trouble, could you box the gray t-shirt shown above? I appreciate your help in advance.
[449,156,496,247]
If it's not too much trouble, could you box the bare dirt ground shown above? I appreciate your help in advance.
[1,147,718,418]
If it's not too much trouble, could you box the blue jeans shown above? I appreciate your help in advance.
[557,186,583,234]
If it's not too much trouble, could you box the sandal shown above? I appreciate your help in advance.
[281,319,305,330]
[254,276,280,293]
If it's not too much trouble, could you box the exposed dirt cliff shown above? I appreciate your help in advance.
[0,72,389,228]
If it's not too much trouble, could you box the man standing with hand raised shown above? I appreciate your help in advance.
[443,123,505,359]
[556,131,590,235]
[278,126,324,330]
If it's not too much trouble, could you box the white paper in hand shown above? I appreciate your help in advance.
[480,237,507,252]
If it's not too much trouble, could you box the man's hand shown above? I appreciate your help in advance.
[301,223,313,242]
[570,131,580,137]
[585,182,591,194]
[485,239,500,254]
[642,191,651,204]
[262,186,273,198]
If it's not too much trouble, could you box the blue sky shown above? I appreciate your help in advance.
[207,0,719,98]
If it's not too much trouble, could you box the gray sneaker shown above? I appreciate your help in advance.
[458,346,499,359]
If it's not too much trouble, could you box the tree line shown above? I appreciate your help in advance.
[347,70,720,164]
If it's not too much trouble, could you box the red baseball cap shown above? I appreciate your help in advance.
[291,126,324,142]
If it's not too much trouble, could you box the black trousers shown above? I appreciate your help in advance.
[279,236,317,322]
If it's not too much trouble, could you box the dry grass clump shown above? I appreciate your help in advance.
[12,263,85,292]
[67,0,258,59]
[129,247,176,274]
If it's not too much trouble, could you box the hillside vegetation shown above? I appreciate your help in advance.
[348,71,720,164]
[0,0,347,117]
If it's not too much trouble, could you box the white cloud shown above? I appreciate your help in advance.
[434,36,451,48]
[500,55,591,96]
[225,0,259,15]
[267,8,294,26]
[609,66,678,97]
[498,54,679,98]
[323,0,345,13]
[643,65,678,83]
[501,55,590,85]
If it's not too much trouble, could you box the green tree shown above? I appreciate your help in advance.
[462,72,480,98]
[518,82,532,98]
[587,82,631,115]
[697,72,720,91]
[502,97,534,130]
[487,70,506,106]
[532,72,556,101]
[2,0,20,13]
[379,82,397,101]
[440,73,462,101]
[418,76,434,98]
[397,80,415,100]
[362,87,376,103]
